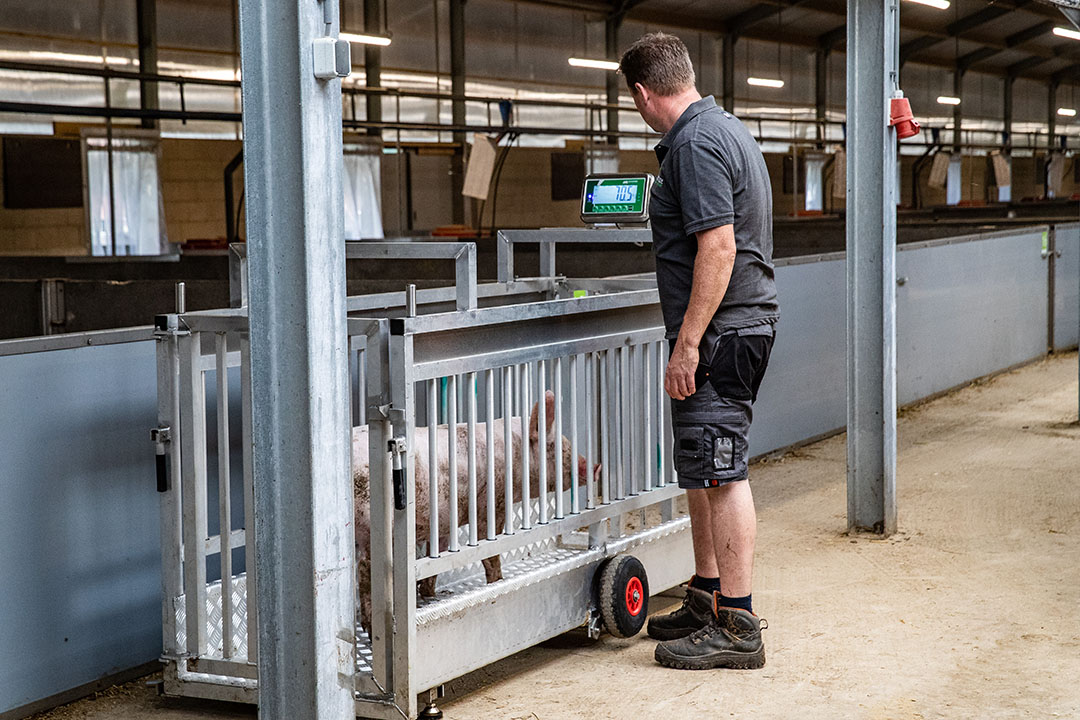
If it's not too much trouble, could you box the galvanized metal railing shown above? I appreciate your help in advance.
[157,234,698,718]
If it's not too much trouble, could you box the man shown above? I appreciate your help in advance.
[619,32,779,670]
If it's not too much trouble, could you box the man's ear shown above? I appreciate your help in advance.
[633,82,648,103]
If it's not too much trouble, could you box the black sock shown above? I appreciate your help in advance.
[717,593,753,614]
[689,575,722,594]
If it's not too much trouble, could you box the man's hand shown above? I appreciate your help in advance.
[665,340,699,400]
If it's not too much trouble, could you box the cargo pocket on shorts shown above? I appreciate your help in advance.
[712,433,735,471]
[674,425,707,478]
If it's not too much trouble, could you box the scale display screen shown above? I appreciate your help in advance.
[580,173,653,224]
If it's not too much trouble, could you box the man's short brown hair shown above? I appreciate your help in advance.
[619,32,696,96]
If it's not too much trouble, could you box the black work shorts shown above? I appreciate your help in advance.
[669,325,775,490]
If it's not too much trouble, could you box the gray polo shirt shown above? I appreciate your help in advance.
[649,95,779,344]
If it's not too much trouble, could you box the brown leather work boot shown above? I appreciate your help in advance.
[654,595,767,670]
[646,584,713,641]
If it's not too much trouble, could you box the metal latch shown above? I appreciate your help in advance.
[151,426,171,493]
[388,436,408,510]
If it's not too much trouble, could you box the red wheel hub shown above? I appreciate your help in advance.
[625,576,644,616]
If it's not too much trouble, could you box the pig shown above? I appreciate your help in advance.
[352,390,600,630]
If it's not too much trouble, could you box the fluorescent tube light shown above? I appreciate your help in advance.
[747,77,784,88]
[936,95,961,105]
[906,0,950,9]
[339,33,392,46]
[568,57,620,71]
[1058,107,1077,117]
[1053,26,1080,41]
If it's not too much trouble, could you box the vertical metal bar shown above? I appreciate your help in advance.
[721,33,736,113]
[156,323,183,658]
[626,345,630,496]
[357,348,367,426]
[538,241,556,278]
[952,68,964,152]
[239,0,356,712]
[496,230,514,283]
[599,351,610,504]
[661,341,674,487]
[467,372,478,545]
[427,378,439,558]
[485,369,496,540]
[215,333,233,658]
[585,352,596,509]
[136,0,159,130]
[447,374,459,552]
[449,0,466,225]
[1048,226,1056,354]
[639,343,648,490]
[178,332,207,657]
[554,356,564,519]
[846,0,898,535]
[361,321,392,692]
[569,354,579,514]
[537,359,548,524]
[502,367,514,535]
[103,76,118,257]
[239,331,257,661]
[815,47,829,145]
[1048,80,1059,154]
[363,0,383,138]
[655,341,664,487]
[605,14,622,145]
[387,331,417,716]
[617,347,628,499]
[455,244,478,311]
[520,363,532,529]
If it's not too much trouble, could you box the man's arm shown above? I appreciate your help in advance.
[665,224,736,400]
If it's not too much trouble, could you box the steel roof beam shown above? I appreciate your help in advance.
[899,0,1030,66]
[510,0,1074,82]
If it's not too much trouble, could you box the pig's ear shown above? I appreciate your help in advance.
[528,390,558,439]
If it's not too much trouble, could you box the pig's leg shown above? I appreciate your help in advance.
[481,555,503,583]
[418,576,437,598]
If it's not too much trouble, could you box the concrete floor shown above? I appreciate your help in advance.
[32,352,1080,720]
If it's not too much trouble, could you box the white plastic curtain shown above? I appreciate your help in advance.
[86,136,168,256]
[343,142,383,239]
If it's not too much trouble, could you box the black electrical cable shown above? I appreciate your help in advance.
[484,131,520,239]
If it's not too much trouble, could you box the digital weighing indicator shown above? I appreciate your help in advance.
[580,173,654,224]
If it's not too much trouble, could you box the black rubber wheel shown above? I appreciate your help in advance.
[598,554,649,638]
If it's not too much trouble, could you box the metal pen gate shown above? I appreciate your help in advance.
[155,237,694,718]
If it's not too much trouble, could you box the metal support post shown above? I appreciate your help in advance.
[721,33,736,113]
[1003,74,1014,148]
[449,0,467,225]
[815,47,829,146]
[845,0,898,535]
[237,0,356,717]
[363,0,382,136]
[136,0,158,130]
[952,68,963,151]
[605,15,622,145]
[1048,79,1059,151]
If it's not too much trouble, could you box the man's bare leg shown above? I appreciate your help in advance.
[647,488,721,640]
[686,488,719,578]
[706,480,756,598]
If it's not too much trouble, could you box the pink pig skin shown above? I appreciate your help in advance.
[352,391,600,629]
